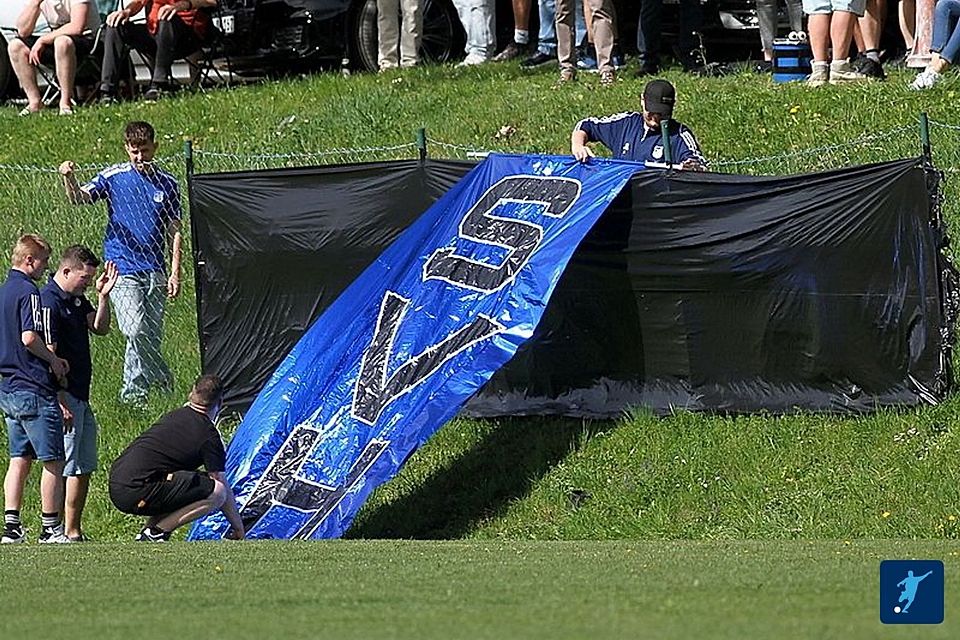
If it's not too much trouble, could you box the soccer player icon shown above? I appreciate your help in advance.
[896,570,933,613]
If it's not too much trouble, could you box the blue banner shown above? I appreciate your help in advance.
[189,154,639,540]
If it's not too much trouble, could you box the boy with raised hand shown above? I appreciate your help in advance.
[0,234,71,544]
[59,120,183,405]
[41,245,118,542]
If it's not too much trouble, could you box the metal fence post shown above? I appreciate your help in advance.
[417,128,427,163]
[184,138,205,372]
[661,120,673,166]
[920,112,932,161]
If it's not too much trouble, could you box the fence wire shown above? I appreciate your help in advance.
[1,120,957,403]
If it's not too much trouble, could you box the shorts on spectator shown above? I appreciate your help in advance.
[109,470,216,516]
[62,393,98,476]
[801,0,866,15]
[16,35,97,66]
[0,389,65,461]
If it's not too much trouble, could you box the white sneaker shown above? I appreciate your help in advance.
[38,524,72,544]
[911,69,941,90]
[806,62,829,87]
[829,60,869,84]
[457,53,489,67]
[1,525,26,544]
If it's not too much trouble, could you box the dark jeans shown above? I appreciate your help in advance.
[100,17,201,92]
[636,0,702,64]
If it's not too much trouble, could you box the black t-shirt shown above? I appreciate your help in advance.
[110,406,226,486]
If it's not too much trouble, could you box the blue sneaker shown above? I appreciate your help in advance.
[611,51,626,70]
[577,55,598,71]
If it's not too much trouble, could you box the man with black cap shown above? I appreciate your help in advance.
[571,79,707,169]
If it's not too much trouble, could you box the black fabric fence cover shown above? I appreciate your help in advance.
[190,157,957,416]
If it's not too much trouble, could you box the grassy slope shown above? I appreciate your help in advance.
[0,64,959,541]
[0,540,957,640]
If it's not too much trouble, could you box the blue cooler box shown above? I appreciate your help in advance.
[773,39,812,83]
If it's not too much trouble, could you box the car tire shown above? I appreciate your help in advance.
[353,0,465,72]
[0,32,12,101]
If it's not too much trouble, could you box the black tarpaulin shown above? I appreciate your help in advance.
[190,157,956,416]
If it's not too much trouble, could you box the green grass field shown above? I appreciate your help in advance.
[1,61,959,636]
[1,539,957,639]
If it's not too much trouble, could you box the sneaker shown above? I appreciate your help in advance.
[910,68,941,90]
[559,67,577,83]
[599,69,615,86]
[98,92,117,106]
[492,41,528,63]
[1,524,26,544]
[135,526,170,542]
[38,524,71,544]
[829,60,869,84]
[520,51,556,68]
[855,56,886,80]
[753,60,773,74]
[456,53,489,67]
[806,62,829,87]
[143,85,163,101]
[611,50,626,70]
[577,54,598,71]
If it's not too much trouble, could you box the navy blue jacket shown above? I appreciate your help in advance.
[575,112,707,166]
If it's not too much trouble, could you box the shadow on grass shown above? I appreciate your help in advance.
[346,417,616,539]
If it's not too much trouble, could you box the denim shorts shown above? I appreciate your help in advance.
[0,389,65,461]
[801,0,866,15]
[62,393,98,476]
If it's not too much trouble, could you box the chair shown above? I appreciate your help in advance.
[35,26,106,108]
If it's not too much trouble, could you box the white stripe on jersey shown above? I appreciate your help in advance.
[680,130,699,152]
[30,293,42,329]
[42,307,52,345]
[575,111,641,131]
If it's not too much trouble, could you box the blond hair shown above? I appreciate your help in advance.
[11,234,51,267]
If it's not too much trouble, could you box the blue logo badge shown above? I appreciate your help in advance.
[880,560,944,624]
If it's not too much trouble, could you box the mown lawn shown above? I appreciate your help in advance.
[1,539,957,639]
[0,62,958,543]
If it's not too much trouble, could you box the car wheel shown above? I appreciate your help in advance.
[0,32,12,101]
[353,0,464,72]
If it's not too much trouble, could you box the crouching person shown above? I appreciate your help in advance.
[108,374,244,541]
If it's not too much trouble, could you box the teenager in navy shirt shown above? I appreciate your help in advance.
[0,235,71,544]
[571,79,707,169]
[59,121,183,404]
[41,246,118,541]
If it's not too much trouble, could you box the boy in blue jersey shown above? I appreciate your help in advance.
[59,121,183,404]
[41,246,118,541]
[1,235,71,544]
[571,79,707,170]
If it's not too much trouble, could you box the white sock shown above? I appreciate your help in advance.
[514,29,529,45]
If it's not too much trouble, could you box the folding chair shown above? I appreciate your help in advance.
[181,10,233,92]
[36,26,106,108]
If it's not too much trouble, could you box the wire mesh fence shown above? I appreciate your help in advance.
[0,116,957,402]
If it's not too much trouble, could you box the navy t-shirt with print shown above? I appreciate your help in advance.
[41,278,95,401]
[0,269,56,396]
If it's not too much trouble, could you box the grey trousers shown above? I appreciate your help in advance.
[377,0,423,68]
[557,0,617,73]
[756,0,804,54]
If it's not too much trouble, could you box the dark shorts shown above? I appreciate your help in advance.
[109,470,215,516]
[17,34,96,66]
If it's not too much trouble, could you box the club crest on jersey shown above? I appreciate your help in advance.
[652,145,664,160]
[621,142,630,154]
[153,191,165,203]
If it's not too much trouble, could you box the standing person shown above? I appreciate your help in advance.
[40,246,118,542]
[108,375,245,541]
[492,0,532,61]
[571,79,707,169]
[853,0,887,78]
[97,0,218,102]
[59,121,183,405]
[377,0,423,70]
[0,235,71,544]
[520,0,587,68]
[910,0,960,89]
[755,0,804,70]
[453,0,496,66]
[6,0,101,115]
[804,0,869,85]
[557,0,616,83]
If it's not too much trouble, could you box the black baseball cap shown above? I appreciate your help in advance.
[643,79,676,117]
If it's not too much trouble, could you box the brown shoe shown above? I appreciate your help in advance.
[492,42,528,63]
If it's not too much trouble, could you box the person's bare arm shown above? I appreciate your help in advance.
[571,129,595,163]
[22,331,69,379]
[210,471,245,539]
[167,219,182,299]
[15,1,41,39]
[89,261,118,336]
[105,0,146,27]
[59,161,95,205]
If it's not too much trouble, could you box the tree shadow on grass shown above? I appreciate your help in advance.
[346,416,616,539]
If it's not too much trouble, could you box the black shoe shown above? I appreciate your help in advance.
[98,92,117,106]
[855,56,886,80]
[135,526,170,542]
[143,84,169,102]
[634,60,659,77]
[1,524,25,545]
[753,60,773,74]
[520,51,556,68]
